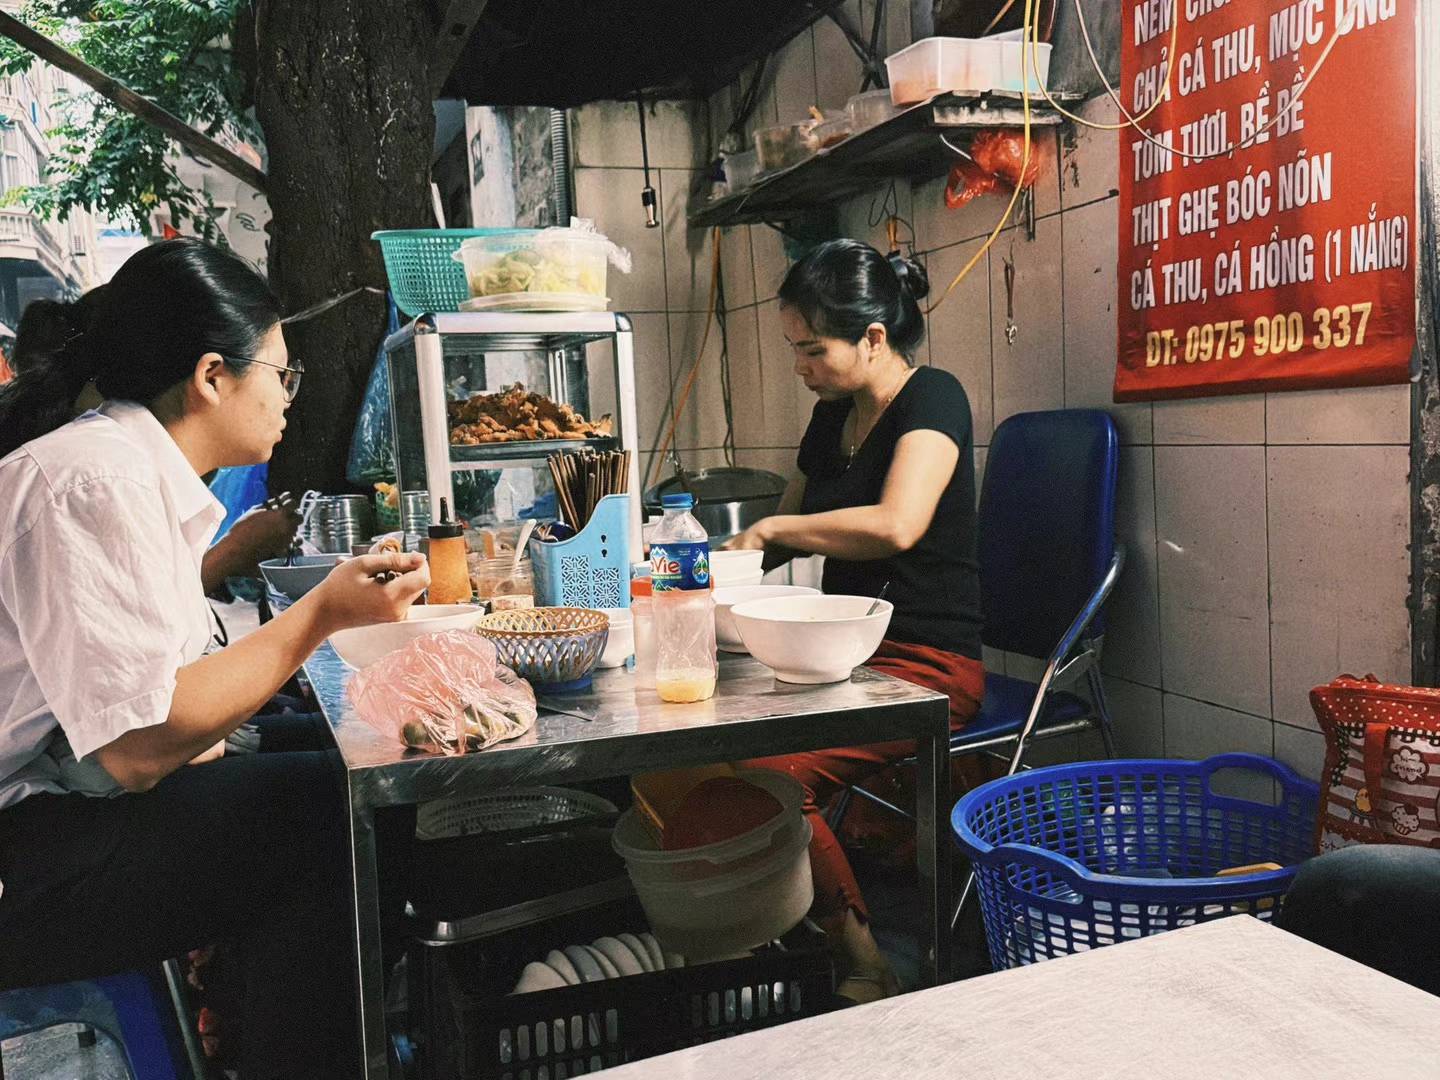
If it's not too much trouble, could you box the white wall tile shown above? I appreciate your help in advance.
[1155,446,1272,717]
[1029,127,1063,221]
[772,29,819,125]
[1061,95,1121,210]
[667,311,729,451]
[878,0,912,53]
[1105,446,1162,688]
[571,100,708,170]
[723,304,767,449]
[1061,197,1151,445]
[912,175,1010,254]
[1266,384,1411,445]
[1267,445,1412,730]
[593,312,672,456]
[1103,676,1165,758]
[991,218,1065,426]
[752,224,791,302]
[1273,722,1327,785]
[813,1,868,112]
[1152,394,1265,444]
[660,169,709,312]
[721,226,756,308]
[574,168,667,313]
[736,447,801,480]
[926,238,994,443]
[837,182,916,254]
[756,299,809,448]
[1163,693,1274,800]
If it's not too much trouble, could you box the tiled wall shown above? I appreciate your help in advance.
[571,4,1414,787]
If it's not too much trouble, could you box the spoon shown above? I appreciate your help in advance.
[511,519,538,576]
[866,581,890,617]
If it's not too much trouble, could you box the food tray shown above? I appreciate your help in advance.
[449,435,617,464]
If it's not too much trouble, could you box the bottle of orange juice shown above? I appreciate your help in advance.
[649,494,717,703]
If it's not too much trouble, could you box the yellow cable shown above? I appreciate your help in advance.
[1036,0,1351,160]
[925,0,1037,316]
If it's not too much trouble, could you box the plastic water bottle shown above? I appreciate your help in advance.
[649,493,717,703]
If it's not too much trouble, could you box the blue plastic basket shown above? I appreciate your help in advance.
[951,754,1319,970]
[372,228,521,317]
[529,494,631,610]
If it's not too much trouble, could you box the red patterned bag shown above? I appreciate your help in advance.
[1309,675,1440,853]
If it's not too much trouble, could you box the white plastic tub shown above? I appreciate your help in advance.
[991,29,1054,94]
[595,606,634,668]
[611,770,814,959]
[885,35,1041,103]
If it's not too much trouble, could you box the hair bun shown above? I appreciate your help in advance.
[887,251,931,302]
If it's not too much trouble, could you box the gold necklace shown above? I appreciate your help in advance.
[845,367,914,468]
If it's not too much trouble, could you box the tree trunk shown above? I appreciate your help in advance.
[254,0,436,496]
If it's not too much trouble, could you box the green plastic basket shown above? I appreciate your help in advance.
[372,228,522,317]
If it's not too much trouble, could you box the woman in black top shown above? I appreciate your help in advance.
[725,239,985,1002]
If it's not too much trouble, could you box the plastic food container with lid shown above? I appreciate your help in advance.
[453,219,632,311]
[885,36,1012,104]
[847,89,902,131]
[754,122,820,173]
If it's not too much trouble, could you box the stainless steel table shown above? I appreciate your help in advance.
[598,916,1440,1079]
[302,647,952,1080]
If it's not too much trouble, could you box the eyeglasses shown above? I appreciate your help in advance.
[226,355,304,402]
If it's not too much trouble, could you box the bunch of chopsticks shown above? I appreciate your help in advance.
[548,449,630,531]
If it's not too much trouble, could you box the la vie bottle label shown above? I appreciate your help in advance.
[650,543,710,592]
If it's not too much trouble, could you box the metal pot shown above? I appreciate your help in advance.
[644,467,787,540]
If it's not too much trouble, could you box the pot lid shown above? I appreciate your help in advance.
[646,467,786,504]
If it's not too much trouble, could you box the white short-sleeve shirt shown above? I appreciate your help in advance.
[0,401,225,810]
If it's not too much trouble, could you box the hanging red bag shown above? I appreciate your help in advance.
[1308,674,1440,853]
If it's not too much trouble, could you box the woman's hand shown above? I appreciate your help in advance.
[309,552,431,635]
[722,521,770,552]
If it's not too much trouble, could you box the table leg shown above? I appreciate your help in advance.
[349,800,392,1079]
[913,713,953,985]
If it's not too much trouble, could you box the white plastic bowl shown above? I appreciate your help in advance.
[596,606,634,668]
[259,554,341,601]
[713,585,820,653]
[711,548,764,588]
[328,605,484,669]
[730,594,893,684]
[611,769,813,959]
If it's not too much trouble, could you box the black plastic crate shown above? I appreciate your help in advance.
[422,921,833,1080]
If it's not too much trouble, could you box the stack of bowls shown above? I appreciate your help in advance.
[304,495,377,554]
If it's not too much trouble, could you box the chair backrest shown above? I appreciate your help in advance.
[978,409,1118,660]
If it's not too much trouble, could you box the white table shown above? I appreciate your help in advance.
[603,917,1440,1079]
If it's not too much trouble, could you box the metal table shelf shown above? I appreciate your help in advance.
[692,91,1066,228]
[302,647,952,1079]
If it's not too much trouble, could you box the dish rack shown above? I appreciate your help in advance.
[383,311,643,561]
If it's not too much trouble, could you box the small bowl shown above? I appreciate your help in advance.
[711,549,764,588]
[595,607,634,669]
[730,594,893,684]
[329,605,484,669]
[259,554,342,601]
[713,585,820,652]
[475,607,609,692]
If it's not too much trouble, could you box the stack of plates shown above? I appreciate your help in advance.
[511,931,680,994]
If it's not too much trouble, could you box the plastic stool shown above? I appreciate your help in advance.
[0,971,181,1079]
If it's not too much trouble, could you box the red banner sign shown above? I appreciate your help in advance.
[1115,0,1416,401]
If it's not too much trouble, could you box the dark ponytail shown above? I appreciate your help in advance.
[0,238,281,459]
[778,238,931,361]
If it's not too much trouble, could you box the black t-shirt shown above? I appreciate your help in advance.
[797,366,982,660]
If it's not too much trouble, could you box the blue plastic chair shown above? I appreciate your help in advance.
[831,410,1125,926]
[0,970,189,1079]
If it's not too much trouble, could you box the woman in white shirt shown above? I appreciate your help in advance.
[0,238,428,1079]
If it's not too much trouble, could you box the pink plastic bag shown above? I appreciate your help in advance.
[348,631,537,754]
